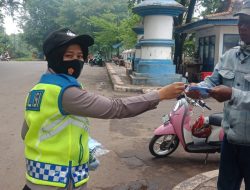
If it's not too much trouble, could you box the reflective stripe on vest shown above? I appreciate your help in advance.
[26,159,88,184]
[40,114,89,141]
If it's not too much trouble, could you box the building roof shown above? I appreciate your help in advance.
[175,18,238,33]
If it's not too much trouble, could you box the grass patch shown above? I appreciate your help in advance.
[14,57,38,61]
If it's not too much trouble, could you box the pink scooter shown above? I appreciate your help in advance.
[149,94,224,162]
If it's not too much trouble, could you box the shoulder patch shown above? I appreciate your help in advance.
[26,90,45,111]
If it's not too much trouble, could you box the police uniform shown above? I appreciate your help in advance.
[23,71,161,190]
[22,28,161,190]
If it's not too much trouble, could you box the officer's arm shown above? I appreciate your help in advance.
[62,87,160,119]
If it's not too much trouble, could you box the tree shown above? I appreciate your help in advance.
[0,26,10,53]
[56,0,127,35]
[173,0,197,73]
[119,12,140,49]
[88,1,141,59]
[199,0,230,17]
[0,0,24,44]
[20,0,61,52]
[128,0,144,9]
[0,0,23,19]
[89,12,122,59]
[9,33,35,59]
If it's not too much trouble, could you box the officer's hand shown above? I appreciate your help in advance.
[209,85,232,102]
[185,83,201,99]
[158,82,185,100]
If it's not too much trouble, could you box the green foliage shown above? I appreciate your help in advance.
[183,34,195,57]
[89,12,121,58]
[0,26,10,53]
[0,1,25,58]
[120,13,140,49]
[199,0,230,17]
[128,0,144,9]
[20,0,61,51]
[0,35,10,53]
[49,0,129,36]
[0,0,23,53]
[0,32,35,59]
[55,0,88,34]
[0,0,22,17]
[20,0,130,56]
[89,9,140,58]
[8,33,35,59]
[201,0,221,15]
[90,12,119,46]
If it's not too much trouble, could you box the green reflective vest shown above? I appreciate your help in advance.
[24,74,89,188]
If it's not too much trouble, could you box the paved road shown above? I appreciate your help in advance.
[0,61,224,190]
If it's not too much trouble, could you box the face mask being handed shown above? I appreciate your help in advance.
[60,59,84,78]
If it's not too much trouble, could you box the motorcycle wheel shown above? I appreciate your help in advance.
[149,135,179,158]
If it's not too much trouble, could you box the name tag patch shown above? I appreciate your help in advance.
[26,90,45,111]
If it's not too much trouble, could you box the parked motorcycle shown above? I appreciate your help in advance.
[0,54,10,61]
[89,54,104,67]
[149,94,224,163]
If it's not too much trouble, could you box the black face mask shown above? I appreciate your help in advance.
[46,44,88,79]
[58,59,84,78]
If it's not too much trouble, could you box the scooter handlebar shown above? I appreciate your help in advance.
[204,104,212,110]
[176,94,185,100]
[197,100,211,110]
[177,94,212,110]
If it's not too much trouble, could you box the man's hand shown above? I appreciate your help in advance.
[185,83,201,99]
[209,85,232,102]
[158,82,185,100]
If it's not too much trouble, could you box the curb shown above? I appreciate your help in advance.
[106,63,160,93]
[172,170,218,190]
[106,63,142,93]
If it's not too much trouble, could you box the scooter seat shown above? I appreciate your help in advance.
[209,113,223,126]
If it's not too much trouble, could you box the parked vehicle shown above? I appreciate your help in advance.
[89,53,105,67]
[0,52,11,61]
[112,56,125,66]
[149,94,224,163]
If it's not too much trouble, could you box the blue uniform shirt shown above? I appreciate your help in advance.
[199,46,250,145]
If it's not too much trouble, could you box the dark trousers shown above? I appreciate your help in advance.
[217,136,250,190]
[23,185,31,190]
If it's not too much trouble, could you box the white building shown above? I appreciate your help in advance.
[176,0,242,75]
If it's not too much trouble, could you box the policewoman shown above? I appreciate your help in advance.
[22,28,185,190]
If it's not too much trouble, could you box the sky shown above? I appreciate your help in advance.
[4,16,21,35]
